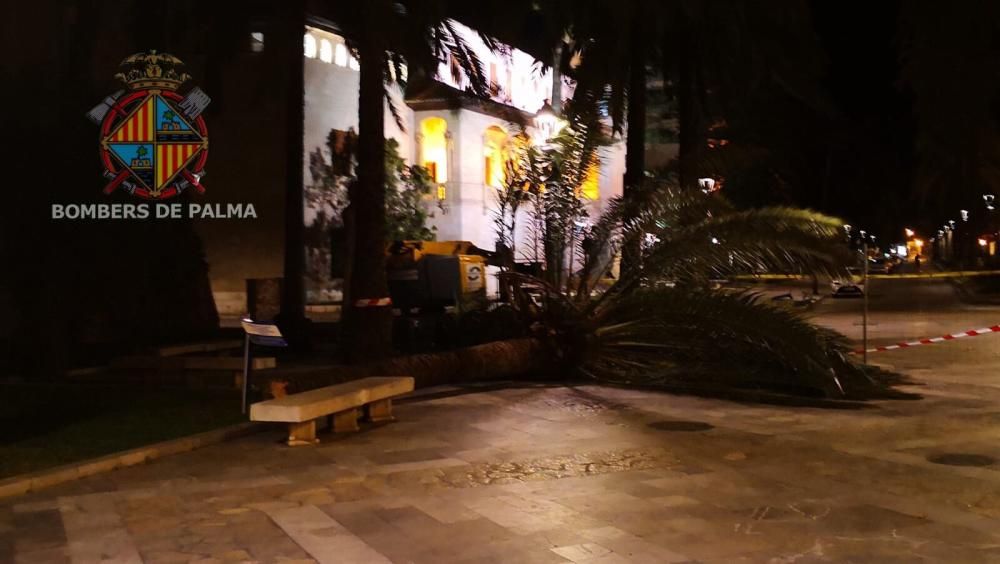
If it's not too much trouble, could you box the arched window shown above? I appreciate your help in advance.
[334,43,348,67]
[303,34,317,58]
[420,117,448,184]
[483,125,508,188]
[579,162,600,200]
[319,39,333,63]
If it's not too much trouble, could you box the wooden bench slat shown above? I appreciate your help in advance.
[249,377,414,423]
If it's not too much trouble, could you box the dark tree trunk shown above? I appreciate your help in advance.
[621,10,647,276]
[676,24,703,191]
[279,0,308,336]
[343,13,393,362]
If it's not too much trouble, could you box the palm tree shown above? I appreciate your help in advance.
[501,179,891,399]
[325,1,494,362]
[490,110,893,400]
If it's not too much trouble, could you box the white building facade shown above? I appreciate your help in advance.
[302,20,625,300]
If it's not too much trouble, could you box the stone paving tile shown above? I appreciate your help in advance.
[8,366,1000,561]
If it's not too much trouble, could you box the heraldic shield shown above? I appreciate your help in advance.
[88,50,211,199]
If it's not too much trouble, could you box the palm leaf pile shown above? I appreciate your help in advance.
[499,154,903,400]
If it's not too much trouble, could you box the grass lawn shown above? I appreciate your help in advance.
[0,382,245,479]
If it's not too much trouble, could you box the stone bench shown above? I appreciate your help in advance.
[249,376,414,445]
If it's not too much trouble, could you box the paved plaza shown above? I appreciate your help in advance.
[4,279,1000,563]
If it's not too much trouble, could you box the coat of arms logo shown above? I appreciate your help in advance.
[87,51,210,199]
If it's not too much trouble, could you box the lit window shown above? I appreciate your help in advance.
[319,39,333,63]
[250,32,264,53]
[304,34,317,58]
[348,56,360,71]
[334,43,348,66]
[483,125,508,188]
[420,117,448,183]
[579,162,600,200]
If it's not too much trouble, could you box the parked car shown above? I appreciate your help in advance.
[867,258,890,275]
[831,280,864,298]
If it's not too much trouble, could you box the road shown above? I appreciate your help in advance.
[5,278,1000,562]
[815,276,1000,355]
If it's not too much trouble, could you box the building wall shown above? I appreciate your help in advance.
[195,31,292,316]
[200,20,628,311]
[434,21,564,115]
[299,25,414,304]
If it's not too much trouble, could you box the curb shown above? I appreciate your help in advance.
[0,421,268,501]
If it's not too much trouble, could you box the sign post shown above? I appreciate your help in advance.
[242,330,251,414]
[240,319,288,415]
[862,244,869,364]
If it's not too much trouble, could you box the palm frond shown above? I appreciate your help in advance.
[585,288,856,398]
[641,206,850,284]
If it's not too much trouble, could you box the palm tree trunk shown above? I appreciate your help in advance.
[280,0,308,332]
[676,23,703,191]
[621,9,647,276]
[262,338,547,393]
[343,18,393,362]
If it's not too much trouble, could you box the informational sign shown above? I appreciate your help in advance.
[241,320,288,347]
[240,319,286,415]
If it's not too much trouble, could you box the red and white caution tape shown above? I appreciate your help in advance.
[856,325,1000,354]
[354,297,393,308]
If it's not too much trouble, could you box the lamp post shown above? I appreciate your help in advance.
[986,195,997,265]
[947,221,956,264]
[862,241,869,364]
[534,101,566,145]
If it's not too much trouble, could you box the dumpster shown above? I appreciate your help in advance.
[386,241,490,312]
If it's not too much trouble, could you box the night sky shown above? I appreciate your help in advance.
[811,0,915,243]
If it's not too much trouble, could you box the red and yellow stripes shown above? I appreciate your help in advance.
[155,143,200,188]
[112,97,155,142]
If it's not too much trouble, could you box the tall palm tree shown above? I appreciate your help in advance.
[325,0,493,362]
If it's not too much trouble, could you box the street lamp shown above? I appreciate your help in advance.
[904,228,915,238]
[961,209,970,222]
[698,178,717,193]
[985,194,996,210]
[534,101,566,143]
